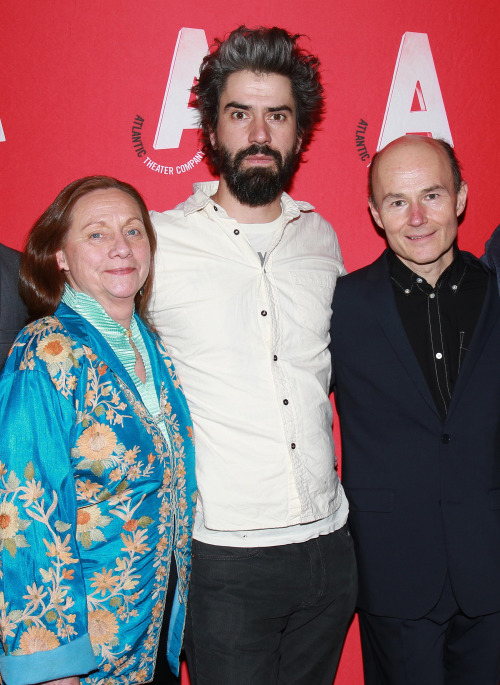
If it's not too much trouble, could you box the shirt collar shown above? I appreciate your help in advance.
[388,246,466,295]
[183,180,315,222]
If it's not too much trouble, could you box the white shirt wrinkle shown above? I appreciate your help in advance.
[151,181,348,544]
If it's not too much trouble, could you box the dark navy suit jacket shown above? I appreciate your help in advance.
[482,223,500,293]
[331,250,500,619]
[0,243,28,369]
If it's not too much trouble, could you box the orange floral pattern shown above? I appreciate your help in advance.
[0,311,196,684]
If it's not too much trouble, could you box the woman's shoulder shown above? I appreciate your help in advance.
[2,314,90,382]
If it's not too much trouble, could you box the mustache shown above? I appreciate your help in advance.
[234,144,283,166]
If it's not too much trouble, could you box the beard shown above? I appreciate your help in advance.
[216,143,299,207]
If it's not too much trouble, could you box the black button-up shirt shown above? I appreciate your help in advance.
[388,249,488,419]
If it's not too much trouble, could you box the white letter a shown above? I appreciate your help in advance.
[154,28,208,150]
[377,32,453,150]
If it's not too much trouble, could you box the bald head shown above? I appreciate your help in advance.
[367,135,468,286]
[369,136,463,209]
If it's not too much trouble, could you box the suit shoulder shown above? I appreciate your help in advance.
[0,243,21,269]
[336,254,386,289]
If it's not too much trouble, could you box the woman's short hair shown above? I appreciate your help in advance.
[20,175,157,324]
[192,25,325,173]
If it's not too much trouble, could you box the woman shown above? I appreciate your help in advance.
[0,177,196,685]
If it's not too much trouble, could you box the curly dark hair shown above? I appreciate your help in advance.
[192,25,325,172]
[20,176,156,325]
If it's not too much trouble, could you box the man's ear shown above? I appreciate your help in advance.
[369,201,384,230]
[209,127,217,150]
[456,182,468,218]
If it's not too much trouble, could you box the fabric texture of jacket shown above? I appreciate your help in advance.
[331,250,500,619]
[0,303,196,684]
[0,243,28,369]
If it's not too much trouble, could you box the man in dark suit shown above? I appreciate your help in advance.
[331,135,500,684]
[0,242,28,368]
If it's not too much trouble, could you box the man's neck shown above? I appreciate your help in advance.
[210,176,283,224]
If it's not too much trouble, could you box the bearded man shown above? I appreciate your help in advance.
[151,26,356,685]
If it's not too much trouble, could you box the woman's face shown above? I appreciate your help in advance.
[56,188,151,324]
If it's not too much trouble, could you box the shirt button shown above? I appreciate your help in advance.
[234,229,240,235]
[429,293,436,299]
[261,310,267,316]
[213,206,218,211]
[416,277,423,283]
[404,288,411,295]
[436,352,443,359]
[283,399,289,405]
[451,284,458,291]
[441,434,451,444]
[291,443,296,449]
[273,355,278,361]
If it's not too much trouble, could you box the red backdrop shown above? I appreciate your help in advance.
[1,2,499,682]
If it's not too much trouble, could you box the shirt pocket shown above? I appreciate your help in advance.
[288,271,335,335]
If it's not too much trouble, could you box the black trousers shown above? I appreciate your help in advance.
[359,576,500,685]
[184,525,357,685]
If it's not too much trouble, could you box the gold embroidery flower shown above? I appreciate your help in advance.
[126,464,141,481]
[132,668,148,681]
[90,568,120,596]
[36,334,72,364]
[88,609,119,646]
[120,529,150,555]
[19,626,60,654]
[44,534,77,565]
[77,424,117,461]
[76,506,105,534]
[22,583,47,608]
[75,479,103,499]
[0,501,21,540]
[76,505,111,549]
[109,468,122,482]
[19,480,45,506]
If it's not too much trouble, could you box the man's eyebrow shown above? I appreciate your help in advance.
[381,192,405,204]
[381,185,448,203]
[223,102,293,114]
[223,101,251,112]
[422,184,447,194]
[267,105,293,113]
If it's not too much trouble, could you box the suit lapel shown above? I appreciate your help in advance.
[367,252,440,416]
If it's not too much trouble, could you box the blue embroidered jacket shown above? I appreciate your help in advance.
[0,303,196,684]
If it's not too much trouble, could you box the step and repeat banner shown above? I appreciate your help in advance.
[1,1,499,683]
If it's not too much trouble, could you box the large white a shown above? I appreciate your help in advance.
[154,28,208,150]
[377,32,453,151]
[0,118,5,143]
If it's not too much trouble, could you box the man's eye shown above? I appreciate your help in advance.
[270,113,285,121]
[426,193,439,200]
[232,111,247,120]
[89,232,102,239]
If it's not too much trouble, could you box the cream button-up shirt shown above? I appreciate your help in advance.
[151,182,347,534]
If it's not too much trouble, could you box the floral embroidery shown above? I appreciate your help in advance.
[0,312,196,683]
[78,425,118,462]
[19,625,61,653]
